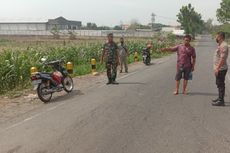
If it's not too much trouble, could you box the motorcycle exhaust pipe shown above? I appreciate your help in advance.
[42,89,55,95]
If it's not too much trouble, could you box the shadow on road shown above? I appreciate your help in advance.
[198,40,213,43]
[188,92,218,96]
[223,102,230,107]
[49,90,84,103]
[140,63,155,66]
[147,63,156,66]
[197,45,217,47]
[118,82,146,85]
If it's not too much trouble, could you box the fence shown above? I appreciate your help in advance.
[0,30,155,38]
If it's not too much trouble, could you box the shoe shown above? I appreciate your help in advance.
[212,100,225,106]
[106,81,112,85]
[112,81,119,85]
[125,71,128,73]
[212,98,220,103]
[120,70,122,73]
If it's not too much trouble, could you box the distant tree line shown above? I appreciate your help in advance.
[80,22,167,31]
[177,0,229,39]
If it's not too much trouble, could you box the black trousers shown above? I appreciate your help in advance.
[216,69,227,101]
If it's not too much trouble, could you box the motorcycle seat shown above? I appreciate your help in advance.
[38,72,52,79]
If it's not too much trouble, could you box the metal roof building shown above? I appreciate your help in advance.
[0,17,82,31]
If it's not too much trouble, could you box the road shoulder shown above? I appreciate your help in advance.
[0,55,174,124]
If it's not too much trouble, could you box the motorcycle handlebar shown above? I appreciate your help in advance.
[45,60,65,66]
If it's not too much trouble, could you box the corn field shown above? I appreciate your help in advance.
[0,35,181,94]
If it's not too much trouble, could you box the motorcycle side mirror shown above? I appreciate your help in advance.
[41,58,47,62]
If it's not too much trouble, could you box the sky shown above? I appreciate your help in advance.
[0,0,222,26]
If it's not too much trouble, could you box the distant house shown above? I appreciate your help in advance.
[121,24,130,30]
[47,17,82,30]
[161,26,185,36]
[161,27,176,33]
[172,29,185,37]
[0,17,82,31]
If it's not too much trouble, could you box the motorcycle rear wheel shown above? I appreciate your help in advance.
[37,82,52,103]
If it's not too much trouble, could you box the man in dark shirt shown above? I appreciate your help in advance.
[161,35,196,95]
[101,33,120,85]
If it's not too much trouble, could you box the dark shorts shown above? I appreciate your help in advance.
[175,67,191,81]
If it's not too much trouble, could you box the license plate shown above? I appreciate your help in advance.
[32,80,41,90]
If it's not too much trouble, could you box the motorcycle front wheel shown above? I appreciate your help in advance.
[147,58,151,65]
[37,82,52,103]
[63,76,74,93]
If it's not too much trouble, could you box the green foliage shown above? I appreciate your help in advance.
[166,33,177,43]
[177,3,204,37]
[113,25,122,30]
[212,23,230,39]
[204,19,214,34]
[0,39,11,44]
[217,0,230,24]
[86,23,97,30]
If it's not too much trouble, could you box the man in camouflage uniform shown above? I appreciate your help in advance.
[101,33,120,85]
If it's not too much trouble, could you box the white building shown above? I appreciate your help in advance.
[161,27,185,36]
[0,17,82,31]
[0,23,46,31]
[172,29,185,36]
[161,27,176,33]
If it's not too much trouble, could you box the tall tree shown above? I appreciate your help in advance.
[217,0,230,24]
[204,19,214,33]
[177,3,204,38]
[86,23,97,30]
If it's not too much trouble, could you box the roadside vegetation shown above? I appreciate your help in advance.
[204,0,229,42]
[0,34,182,95]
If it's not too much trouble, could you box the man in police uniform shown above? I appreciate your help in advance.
[101,33,120,85]
[118,37,129,73]
[212,32,229,106]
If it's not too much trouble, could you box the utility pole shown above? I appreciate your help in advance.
[151,13,156,31]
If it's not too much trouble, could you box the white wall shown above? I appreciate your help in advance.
[161,27,175,32]
[0,29,155,37]
[0,23,46,31]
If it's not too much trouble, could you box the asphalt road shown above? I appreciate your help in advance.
[1,35,230,153]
